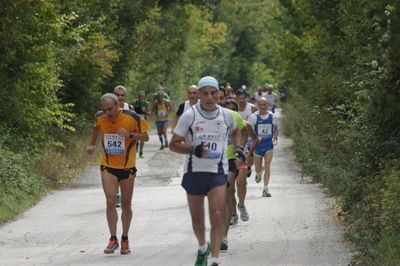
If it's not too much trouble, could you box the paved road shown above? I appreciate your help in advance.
[0,110,352,265]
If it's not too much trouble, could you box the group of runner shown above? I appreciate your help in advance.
[86,77,279,266]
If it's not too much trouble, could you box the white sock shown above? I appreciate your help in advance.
[199,243,208,253]
[209,257,220,265]
[264,186,269,191]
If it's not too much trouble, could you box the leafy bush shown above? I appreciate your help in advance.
[0,146,46,223]
[278,1,400,263]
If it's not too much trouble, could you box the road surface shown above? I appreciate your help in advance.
[0,110,352,265]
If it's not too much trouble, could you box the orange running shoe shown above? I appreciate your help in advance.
[237,163,248,170]
[104,238,119,254]
[120,239,131,255]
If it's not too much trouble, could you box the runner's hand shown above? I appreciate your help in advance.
[192,143,208,158]
[117,128,130,137]
[86,145,96,155]
[234,147,246,162]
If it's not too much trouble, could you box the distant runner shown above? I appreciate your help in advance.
[264,84,277,113]
[170,76,242,266]
[132,90,150,158]
[86,93,149,255]
[236,89,258,221]
[278,82,288,103]
[152,90,173,150]
[248,97,278,197]
[114,85,133,110]
[221,99,258,251]
[172,85,198,132]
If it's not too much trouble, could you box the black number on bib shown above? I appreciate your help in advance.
[210,142,217,151]
[107,141,122,148]
[202,142,217,151]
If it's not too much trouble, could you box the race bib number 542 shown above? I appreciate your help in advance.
[104,134,125,155]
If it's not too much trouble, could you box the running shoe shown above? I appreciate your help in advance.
[262,188,272,197]
[120,239,131,255]
[229,213,238,225]
[195,242,211,266]
[210,263,219,266]
[104,238,119,254]
[116,193,121,208]
[165,140,168,148]
[139,152,144,158]
[237,204,249,222]
[160,145,165,150]
[220,237,228,251]
[255,173,262,183]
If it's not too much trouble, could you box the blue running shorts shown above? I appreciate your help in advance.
[182,172,227,195]
[155,120,169,128]
[254,143,274,157]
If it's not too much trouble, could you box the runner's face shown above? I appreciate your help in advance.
[237,94,247,106]
[225,103,234,111]
[115,89,126,103]
[218,90,226,106]
[157,91,164,100]
[256,99,268,113]
[138,93,145,100]
[101,98,120,119]
[187,87,198,102]
[198,86,218,111]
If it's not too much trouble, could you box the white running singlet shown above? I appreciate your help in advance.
[123,102,130,110]
[174,102,236,174]
[238,103,255,121]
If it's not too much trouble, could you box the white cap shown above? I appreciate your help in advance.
[198,76,219,90]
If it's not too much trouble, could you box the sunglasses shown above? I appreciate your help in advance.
[116,94,125,97]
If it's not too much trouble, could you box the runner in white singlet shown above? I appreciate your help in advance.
[169,76,242,266]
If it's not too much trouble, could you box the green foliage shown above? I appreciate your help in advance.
[0,0,74,152]
[278,0,400,263]
[126,4,229,103]
[0,145,46,223]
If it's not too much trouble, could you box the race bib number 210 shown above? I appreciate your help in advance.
[104,134,125,155]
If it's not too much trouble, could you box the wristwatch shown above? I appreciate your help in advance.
[129,132,135,138]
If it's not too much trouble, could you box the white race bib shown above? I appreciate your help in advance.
[195,133,223,159]
[157,110,166,118]
[258,124,272,137]
[104,134,125,155]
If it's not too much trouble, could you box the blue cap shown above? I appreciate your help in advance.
[197,76,219,91]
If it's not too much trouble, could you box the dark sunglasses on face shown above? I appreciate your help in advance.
[116,94,125,97]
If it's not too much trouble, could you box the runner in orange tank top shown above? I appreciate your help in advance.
[87,93,149,255]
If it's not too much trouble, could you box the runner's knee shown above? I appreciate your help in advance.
[120,202,132,211]
[105,196,116,208]
[209,209,223,225]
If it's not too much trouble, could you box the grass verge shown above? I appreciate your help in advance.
[0,130,98,224]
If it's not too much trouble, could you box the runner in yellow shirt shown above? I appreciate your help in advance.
[152,90,173,150]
